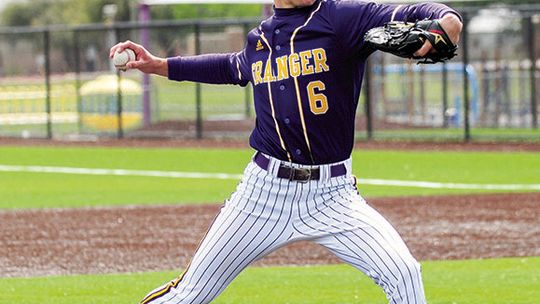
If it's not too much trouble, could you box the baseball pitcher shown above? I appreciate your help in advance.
[110,0,462,303]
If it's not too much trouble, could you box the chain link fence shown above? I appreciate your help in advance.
[362,6,540,142]
[0,5,539,142]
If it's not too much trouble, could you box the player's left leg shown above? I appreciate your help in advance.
[312,177,426,304]
[139,161,296,304]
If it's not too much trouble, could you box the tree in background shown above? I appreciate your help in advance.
[167,4,263,20]
[1,0,263,27]
[0,0,264,76]
[1,0,130,26]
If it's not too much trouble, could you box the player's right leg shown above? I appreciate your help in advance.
[312,178,425,304]
[140,161,294,304]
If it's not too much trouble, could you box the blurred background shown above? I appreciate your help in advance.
[0,0,538,142]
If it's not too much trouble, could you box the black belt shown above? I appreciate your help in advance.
[253,152,347,182]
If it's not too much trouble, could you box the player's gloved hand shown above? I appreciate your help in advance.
[414,13,462,58]
[364,13,462,64]
[109,40,168,76]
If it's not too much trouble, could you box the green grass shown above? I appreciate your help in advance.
[370,127,540,142]
[0,147,249,208]
[0,146,539,209]
[1,257,538,304]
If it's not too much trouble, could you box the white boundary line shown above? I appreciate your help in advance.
[0,165,244,180]
[0,164,539,191]
[355,178,540,191]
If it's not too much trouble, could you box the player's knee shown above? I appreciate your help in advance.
[389,256,423,289]
[384,258,424,302]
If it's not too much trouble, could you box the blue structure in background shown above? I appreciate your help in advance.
[372,62,479,127]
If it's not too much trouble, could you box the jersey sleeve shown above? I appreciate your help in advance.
[167,50,250,87]
[330,0,461,55]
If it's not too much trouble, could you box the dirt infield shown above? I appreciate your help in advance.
[1,193,539,278]
[1,138,539,278]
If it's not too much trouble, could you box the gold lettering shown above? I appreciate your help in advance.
[276,55,289,81]
[253,48,329,85]
[299,50,314,75]
[252,61,263,85]
[307,80,328,115]
[312,48,330,73]
[289,53,301,78]
[263,59,276,83]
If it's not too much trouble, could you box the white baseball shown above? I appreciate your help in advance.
[112,48,136,70]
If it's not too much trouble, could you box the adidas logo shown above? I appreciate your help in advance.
[256,39,264,51]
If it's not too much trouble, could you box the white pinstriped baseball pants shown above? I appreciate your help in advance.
[142,154,426,304]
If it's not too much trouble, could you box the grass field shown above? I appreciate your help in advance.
[1,145,538,303]
[1,257,538,304]
[1,146,540,208]
[370,128,540,141]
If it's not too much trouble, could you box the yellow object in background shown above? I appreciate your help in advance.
[80,75,142,131]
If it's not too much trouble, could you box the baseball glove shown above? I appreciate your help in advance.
[364,19,458,64]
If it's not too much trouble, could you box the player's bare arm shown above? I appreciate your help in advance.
[414,12,463,57]
[109,40,168,77]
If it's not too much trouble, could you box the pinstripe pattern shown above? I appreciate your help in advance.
[141,155,425,304]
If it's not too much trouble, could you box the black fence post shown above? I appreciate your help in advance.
[528,16,538,129]
[43,29,52,139]
[116,71,124,139]
[73,29,83,134]
[194,23,203,139]
[364,58,373,140]
[462,13,471,142]
[243,22,251,119]
[114,27,124,139]
[442,62,449,128]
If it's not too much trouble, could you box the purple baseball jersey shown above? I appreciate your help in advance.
[168,0,460,165]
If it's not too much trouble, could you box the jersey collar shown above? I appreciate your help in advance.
[273,0,321,17]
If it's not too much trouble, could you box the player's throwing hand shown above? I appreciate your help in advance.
[109,40,168,76]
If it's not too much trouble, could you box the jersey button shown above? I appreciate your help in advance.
[274,29,280,34]
[295,149,302,155]
[279,84,286,91]
[275,45,281,51]
[284,118,290,124]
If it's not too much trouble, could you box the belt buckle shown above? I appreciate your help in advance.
[291,168,311,183]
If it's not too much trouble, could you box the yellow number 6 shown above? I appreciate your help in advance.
[307,81,328,115]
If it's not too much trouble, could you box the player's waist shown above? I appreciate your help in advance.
[253,151,351,183]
